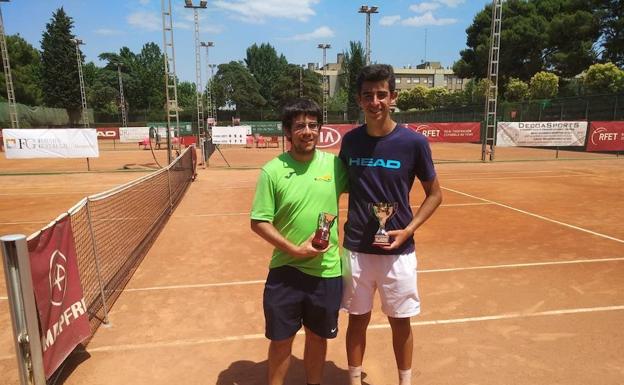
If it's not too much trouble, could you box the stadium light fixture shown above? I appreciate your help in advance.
[358,5,379,65]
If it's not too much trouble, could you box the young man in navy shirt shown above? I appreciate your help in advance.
[339,64,443,385]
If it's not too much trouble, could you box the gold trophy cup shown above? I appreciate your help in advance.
[312,212,337,249]
[369,202,398,247]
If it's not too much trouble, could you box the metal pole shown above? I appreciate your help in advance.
[318,44,330,125]
[299,65,303,97]
[1,235,46,385]
[358,5,378,66]
[117,64,127,127]
[85,201,110,325]
[71,39,89,128]
[0,3,19,128]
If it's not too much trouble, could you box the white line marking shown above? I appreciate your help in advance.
[121,257,624,293]
[0,220,49,225]
[172,203,493,219]
[442,186,624,244]
[442,174,587,181]
[0,296,7,300]
[77,305,624,353]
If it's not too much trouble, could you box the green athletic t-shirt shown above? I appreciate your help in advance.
[251,150,348,277]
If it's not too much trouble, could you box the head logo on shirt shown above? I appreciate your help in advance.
[348,157,401,169]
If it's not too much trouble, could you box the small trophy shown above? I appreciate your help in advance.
[369,202,398,247]
[312,212,337,249]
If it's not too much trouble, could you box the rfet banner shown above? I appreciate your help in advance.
[96,127,120,140]
[496,121,587,147]
[2,129,99,159]
[586,121,624,152]
[27,215,91,379]
[406,122,481,142]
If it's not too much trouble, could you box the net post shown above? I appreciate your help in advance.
[85,200,111,325]
[1,234,46,385]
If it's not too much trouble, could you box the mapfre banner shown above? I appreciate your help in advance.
[496,121,587,147]
[406,122,481,142]
[586,121,624,152]
[27,215,91,379]
[2,129,99,159]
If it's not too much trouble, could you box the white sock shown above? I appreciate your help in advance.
[348,365,362,385]
[399,368,412,385]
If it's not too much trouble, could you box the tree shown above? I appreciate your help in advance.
[327,87,348,112]
[596,0,624,67]
[454,0,601,82]
[342,41,365,120]
[426,87,450,109]
[212,61,266,113]
[135,43,165,111]
[82,62,118,114]
[463,78,490,105]
[176,81,197,111]
[583,62,624,94]
[0,34,43,106]
[529,71,559,99]
[504,77,530,101]
[40,8,81,113]
[244,43,288,109]
[272,64,322,110]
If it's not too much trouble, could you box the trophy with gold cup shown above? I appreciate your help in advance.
[369,202,398,247]
[312,212,337,249]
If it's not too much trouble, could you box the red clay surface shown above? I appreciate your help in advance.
[1,144,623,385]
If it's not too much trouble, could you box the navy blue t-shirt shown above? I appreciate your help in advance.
[339,124,436,255]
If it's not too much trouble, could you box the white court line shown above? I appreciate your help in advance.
[172,202,493,219]
[443,174,589,181]
[0,220,49,225]
[76,304,624,353]
[120,256,624,293]
[442,186,624,244]
[0,296,7,300]
[0,191,93,196]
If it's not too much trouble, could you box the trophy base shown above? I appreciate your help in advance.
[372,235,392,247]
[312,229,329,249]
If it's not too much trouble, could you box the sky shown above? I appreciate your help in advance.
[2,0,492,84]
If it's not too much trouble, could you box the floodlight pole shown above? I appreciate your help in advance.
[116,64,128,127]
[162,0,181,164]
[299,64,304,97]
[208,63,217,121]
[200,41,214,127]
[318,44,331,124]
[185,0,207,144]
[0,0,18,128]
[358,5,379,66]
[482,0,503,162]
[70,38,89,128]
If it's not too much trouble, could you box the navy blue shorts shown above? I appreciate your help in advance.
[263,265,342,341]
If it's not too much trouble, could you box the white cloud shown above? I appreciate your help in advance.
[409,3,440,13]
[138,0,150,5]
[286,26,334,41]
[213,0,319,23]
[401,11,456,27]
[435,0,465,7]
[380,15,401,26]
[94,28,124,36]
[127,11,161,32]
[175,22,193,30]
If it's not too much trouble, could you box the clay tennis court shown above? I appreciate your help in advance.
[1,143,623,384]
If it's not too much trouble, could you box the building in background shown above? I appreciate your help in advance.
[314,56,467,97]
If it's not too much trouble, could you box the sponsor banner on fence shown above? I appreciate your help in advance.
[406,122,481,142]
[2,128,99,159]
[317,124,358,149]
[587,121,624,152]
[119,126,149,142]
[212,125,250,145]
[27,215,91,379]
[96,127,120,140]
[244,121,283,136]
[496,121,587,147]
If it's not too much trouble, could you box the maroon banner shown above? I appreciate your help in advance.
[406,122,481,142]
[28,216,91,379]
[96,127,120,140]
[587,121,624,152]
[317,124,358,149]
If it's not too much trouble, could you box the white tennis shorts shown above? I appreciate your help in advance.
[341,249,420,318]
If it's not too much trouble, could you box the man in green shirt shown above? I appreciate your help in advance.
[251,98,347,385]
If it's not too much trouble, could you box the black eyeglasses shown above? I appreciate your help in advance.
[292,122,320,132]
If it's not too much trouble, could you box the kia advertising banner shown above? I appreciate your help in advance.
[96,127,120,140]
[496,121,587,147]
[2,129,99,159]
[27,215,91,379]
[586,121,624,152]
[406,122,481,142]
[212,126,250,144]
[317,124,358,149]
